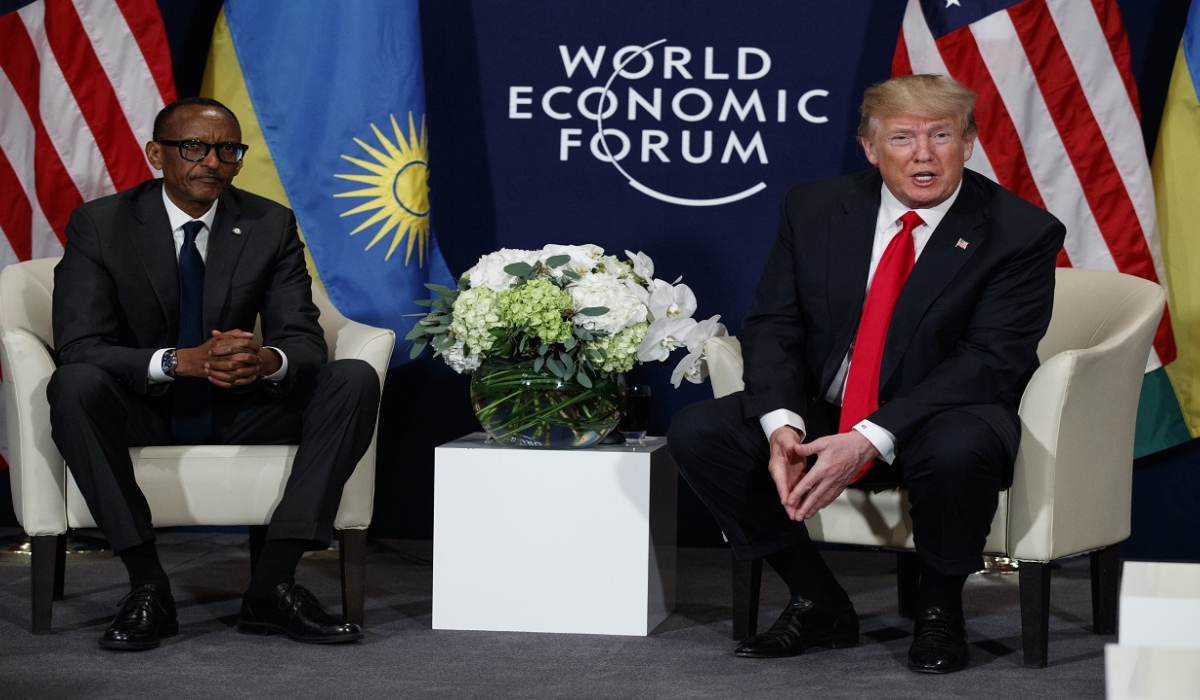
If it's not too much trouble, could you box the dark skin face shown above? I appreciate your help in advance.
[145,105,243,219]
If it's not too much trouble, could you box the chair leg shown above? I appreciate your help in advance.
[247,525,267,574]
[30,535,63,634]
[338,529,366,626]
[52,534,66,601]
[1090,545,1120,635]
[1018,561,1052,669]
[896,551,920,619]
[731,553,762,640]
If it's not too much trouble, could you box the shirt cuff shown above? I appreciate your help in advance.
[262,347,288,383]
[148,348,173,383]
[759,408,806,443]
[852,420,897,464]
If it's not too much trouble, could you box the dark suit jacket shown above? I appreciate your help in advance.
[52,179,327,397]
[739,168,1066,451]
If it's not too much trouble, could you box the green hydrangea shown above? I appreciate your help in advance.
[451,287,502,355]
[497,278,574,345]
[591,322,648,373]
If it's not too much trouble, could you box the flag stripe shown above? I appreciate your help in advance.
[0,9,82,241]
[42,0,151,192]
[1089,0,1141,117]
[112,0,175,104]
[0,148,33,261]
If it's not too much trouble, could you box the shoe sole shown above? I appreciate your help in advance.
[98,621,179,651]
[907,661,968,674]
[734,632,860,658]
[236,620,363,644]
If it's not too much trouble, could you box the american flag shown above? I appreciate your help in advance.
[0,0,175,467]
[894,0,1175,370]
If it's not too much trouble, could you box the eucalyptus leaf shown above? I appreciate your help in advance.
[561,269,581,280]
[564,336,577,349]
[577,371,593,388]
[545,254,571,268]
[534,355,545,372]
[408,338,428,358]
[504,262,533,277]
[562,352,575,374]
[578,306,609,317]
[424,283,454,294]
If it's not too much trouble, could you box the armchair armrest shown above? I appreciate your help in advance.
[705,336,745,399]
[1008,282,1165,561]
[1,328,68,536]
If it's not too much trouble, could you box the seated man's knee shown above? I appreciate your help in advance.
[906,410,1007,489]
[47,363,120,409]
[318,359,380,401]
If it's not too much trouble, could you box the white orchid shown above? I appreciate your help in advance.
[671,348,708,387]
[682,314,727,351]
[668,315,727,387]
[624,250,654,282]
[648,280,698,321]
[637,316,698,362]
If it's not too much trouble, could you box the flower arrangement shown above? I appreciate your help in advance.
[407,244,726,447]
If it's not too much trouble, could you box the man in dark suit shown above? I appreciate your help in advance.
[668,75,1065,673]
[48,97,381,650]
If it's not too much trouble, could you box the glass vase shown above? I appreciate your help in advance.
[470,357,623,448]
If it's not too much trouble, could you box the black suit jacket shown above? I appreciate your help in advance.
[739,168,1066,450]
[52,179,327,397]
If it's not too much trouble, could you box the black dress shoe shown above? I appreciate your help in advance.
[237,583,363,644]
[98,583,178,651]
[734,596,858,658]
[908,606,969,674]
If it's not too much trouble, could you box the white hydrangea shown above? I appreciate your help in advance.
[568,271,648,335]
[442,341,481,374]
[464,248,540,292]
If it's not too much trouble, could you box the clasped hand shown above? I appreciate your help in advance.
[767,426,880,521]
[175,330,281,388]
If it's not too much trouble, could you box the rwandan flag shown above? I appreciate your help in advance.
[1146,2,1200,447]
[201,1,453,368]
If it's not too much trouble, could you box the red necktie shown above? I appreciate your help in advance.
[838,210,923,478]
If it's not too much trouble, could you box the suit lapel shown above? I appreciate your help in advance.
[203,191,249,333]
[130,181,180,338]
[823,175,881,392]
[880,175,988,388]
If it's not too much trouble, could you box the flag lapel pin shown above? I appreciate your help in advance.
[955,238,969,250]
[232,227,242,235]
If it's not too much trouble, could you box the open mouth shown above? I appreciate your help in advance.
[912,173,936,184]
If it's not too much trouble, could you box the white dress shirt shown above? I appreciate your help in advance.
[758,180,963,463]
[148,189,288,383]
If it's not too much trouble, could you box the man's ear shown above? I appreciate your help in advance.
[146,141,163,171]
[860,137,879,167]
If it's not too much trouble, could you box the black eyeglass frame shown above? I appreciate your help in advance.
[156,139,249,164]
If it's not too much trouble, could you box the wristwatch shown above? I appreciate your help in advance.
[162,348,178,377]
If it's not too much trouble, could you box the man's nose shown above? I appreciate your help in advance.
[199,147,222,168]
[912,135,934,160]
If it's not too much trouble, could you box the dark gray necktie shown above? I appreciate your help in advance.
[170,220,211,442]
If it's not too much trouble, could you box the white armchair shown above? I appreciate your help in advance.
[704,267,1165,668]
[0,257,395,633]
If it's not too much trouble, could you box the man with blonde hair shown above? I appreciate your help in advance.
[669,74,1065,673]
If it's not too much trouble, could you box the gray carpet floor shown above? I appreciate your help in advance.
[0,531,1108,700]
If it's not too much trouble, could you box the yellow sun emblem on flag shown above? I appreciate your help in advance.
[334,113,431,264]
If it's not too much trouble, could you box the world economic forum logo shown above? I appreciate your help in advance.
[508,39,831,207]
[334,113,432,264]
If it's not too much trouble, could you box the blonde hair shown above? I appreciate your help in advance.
[857,74,978,140]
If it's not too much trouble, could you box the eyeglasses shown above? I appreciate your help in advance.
[156,139,249,164]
